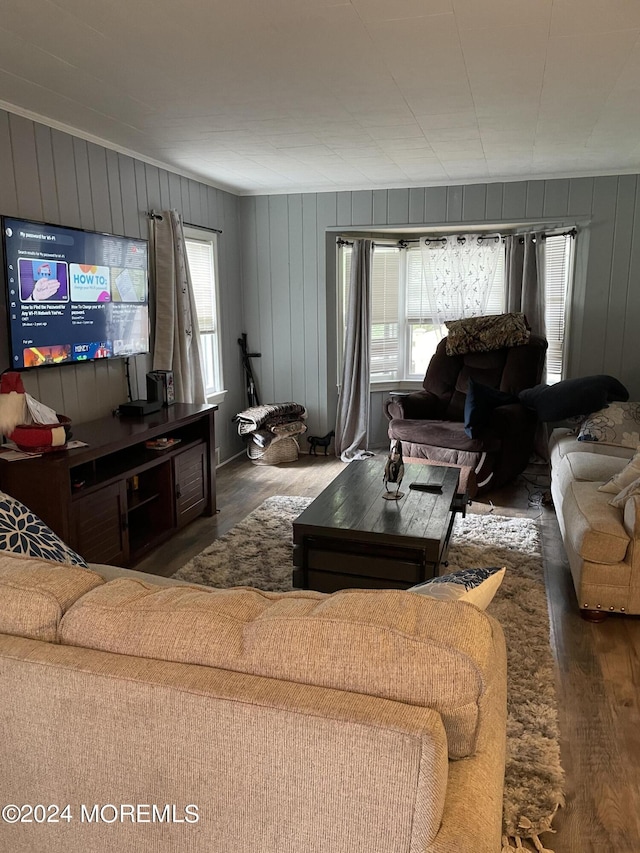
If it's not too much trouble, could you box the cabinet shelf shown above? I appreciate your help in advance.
[127,492,160,513]
[69,438,203,500]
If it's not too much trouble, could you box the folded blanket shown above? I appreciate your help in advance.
[235,402,307,435]
[245,421,308,448]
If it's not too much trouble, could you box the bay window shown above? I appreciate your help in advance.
[338,232,573,386]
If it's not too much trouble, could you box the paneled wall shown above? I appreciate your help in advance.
[3,106,638,458]
[0,110,245,462]
[240,175,640,441]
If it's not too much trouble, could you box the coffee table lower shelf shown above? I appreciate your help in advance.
[293,537,437,593]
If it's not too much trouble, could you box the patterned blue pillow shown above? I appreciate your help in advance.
[0,490,88,568]
[408,566,505,610]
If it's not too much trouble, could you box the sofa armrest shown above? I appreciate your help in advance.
[384,390,440,421]
[624,494,640,546]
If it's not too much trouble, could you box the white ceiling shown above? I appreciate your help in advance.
[1,0,640,195]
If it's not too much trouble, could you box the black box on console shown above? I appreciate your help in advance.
[119,399,162,417]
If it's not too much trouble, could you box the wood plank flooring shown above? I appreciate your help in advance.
[137,451,640,853]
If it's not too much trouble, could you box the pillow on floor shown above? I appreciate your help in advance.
[408,566,505,610]
[598,451,640,494]
[608,476,640,509]
[0,490,88,567]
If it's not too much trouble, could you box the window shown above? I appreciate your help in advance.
[338,233,573,385]
[184,227,224,397]
[543,234,573,385]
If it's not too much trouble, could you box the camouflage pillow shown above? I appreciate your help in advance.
[445,312,530,356]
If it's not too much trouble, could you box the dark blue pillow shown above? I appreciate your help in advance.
[518,375,629,422]
[464,378,518,438]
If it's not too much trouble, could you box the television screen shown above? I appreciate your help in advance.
[2,216,150,370]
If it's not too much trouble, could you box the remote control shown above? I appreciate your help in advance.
[409,482,442,493]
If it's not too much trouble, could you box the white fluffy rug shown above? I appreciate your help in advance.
[174,496,564,852]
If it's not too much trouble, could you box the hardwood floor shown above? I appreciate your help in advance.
[137,450,640,853]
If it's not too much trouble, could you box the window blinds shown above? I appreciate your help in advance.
[342,246,400,378]
[544,235,571,380]
[184,238,216,334]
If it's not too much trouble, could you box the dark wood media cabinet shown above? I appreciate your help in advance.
[0,403,217,567]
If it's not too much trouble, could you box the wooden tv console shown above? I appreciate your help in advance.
[0,403,217,567]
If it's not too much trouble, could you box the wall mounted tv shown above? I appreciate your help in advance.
[2,216,149,370]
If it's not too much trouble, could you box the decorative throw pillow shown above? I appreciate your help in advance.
[445,313,530,356]
[598,451,640,494]
[519,375,629,422]
[408,566,506,610]
[577,402,640,449]
[0,490,88,567]
[464,378,518,438]
[608,476,640,509]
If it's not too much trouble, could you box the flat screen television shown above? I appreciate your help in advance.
[2,216,150,370]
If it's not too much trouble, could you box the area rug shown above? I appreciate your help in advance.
[174,495,565,852]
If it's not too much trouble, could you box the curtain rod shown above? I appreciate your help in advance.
[336,237,420,248]
[337,228,577,249]
[146,210,223,235]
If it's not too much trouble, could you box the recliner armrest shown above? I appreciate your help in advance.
[384,390,440,421]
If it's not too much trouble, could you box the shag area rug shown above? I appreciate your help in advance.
[174,495,565,852]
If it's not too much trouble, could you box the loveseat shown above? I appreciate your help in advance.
[0,550,507,853]
[550,428,639,618]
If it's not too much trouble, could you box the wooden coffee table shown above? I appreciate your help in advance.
[292,458,465,593]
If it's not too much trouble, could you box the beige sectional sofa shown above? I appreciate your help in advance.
[550,428,639,618]
[0,550,507,853]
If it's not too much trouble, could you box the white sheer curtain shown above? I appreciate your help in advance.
[418,234,503,325]
[151,209,206,404]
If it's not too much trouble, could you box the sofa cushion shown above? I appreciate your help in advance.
[565,482,630,564]
[564,451,628,484]
[59,582,502,759]
[598,451,640,494]
[549,428,636,464]
[577,401,640,449]
[389,417,500,452]
[609,476,640,509]
[0,552,103,642]
[0,490,88,567]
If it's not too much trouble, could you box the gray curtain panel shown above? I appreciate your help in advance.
[152,210,206,405]
[505,232,546,338]
[506,231,548,458]
[335,239,374,461]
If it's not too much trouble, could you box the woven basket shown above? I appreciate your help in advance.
[247,436,299,466]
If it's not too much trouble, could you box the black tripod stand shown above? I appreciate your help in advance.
[238,333,261,408]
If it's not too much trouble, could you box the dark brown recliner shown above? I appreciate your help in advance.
[384,335,548,493]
